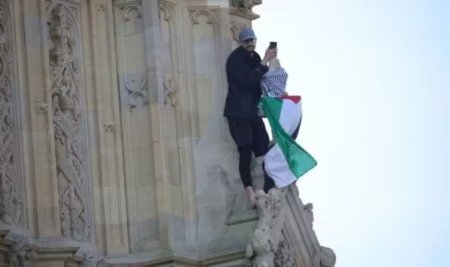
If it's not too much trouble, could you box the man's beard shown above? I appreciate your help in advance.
[244,45,255,52]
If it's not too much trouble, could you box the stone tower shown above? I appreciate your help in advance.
[0,0,334,266]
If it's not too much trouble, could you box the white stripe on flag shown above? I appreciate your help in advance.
[264,98,303,188]
[265,144,297,188]
[279,99,302,135]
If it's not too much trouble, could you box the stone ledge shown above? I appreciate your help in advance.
[104,250,248,266]
[229,7,260,20]
[0,225,102,266]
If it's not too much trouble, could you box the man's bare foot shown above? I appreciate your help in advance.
[245,186,257,209]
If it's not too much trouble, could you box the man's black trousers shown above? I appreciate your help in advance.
[227,117,275,192]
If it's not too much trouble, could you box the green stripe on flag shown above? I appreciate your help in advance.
[262,97,317,179]
[263,96,283,121]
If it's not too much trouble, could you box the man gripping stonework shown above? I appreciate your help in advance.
[224,27,277,208]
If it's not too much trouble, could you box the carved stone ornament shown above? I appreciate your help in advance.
[190,8,218,25]
[159,0,176,22]
[116,0,144,36]
[103,122,116,133]
[74,249,103,267]
[34,102,49,114]
[0,0,22,226]
[163,74,179,108]
[230,0,254,11]
[47,1,90,241]
[230,0,261,13]
[119,2,143,23]
[273,240,296,267]
[230,24,244,43]
[245,189,284,267]
[122,73,149,111]
[5,232,36,266]
[96,4,107,13]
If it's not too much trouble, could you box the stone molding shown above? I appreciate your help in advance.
[104,249,247,266]
[0,0,22,227]
[0,226,103,266]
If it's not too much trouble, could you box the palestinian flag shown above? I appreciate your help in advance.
[262,95,317,188]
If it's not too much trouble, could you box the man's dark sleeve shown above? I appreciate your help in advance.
[226,56,269,90]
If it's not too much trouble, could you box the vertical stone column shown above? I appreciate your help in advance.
[157,0,196,248]
[112,0,162,252]
[20,0,62,238]
[181,1,249,250]
[88,0,129,255]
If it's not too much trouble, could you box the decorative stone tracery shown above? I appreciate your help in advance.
[47,0,90,241]
[0,0,22,226]
[159,0,175,22]
[190,8,218,25]
[115,1,149,111]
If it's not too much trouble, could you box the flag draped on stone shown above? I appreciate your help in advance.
[262,96,317,188]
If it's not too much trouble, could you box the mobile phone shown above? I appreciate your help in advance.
[269,42,277,49]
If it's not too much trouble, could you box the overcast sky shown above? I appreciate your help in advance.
[254,1,450,266]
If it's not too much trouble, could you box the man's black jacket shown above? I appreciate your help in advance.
[223,46,269,121]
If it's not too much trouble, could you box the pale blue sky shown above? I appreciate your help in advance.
[254,1,450,266]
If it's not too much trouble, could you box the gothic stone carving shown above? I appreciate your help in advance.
[159,0,175,22]
[230,0,260,12]
[74,249,103,267]
[230,0,253,10]
[304,203,336,267]
[163,74,179,108]
[103,122,116,133]
[5,232,36,266]
[116,0,144,36]
[34,102,49,115]
[122,73,148,111]
[273,240,296,267]
[189,8,219,25]
[119,1,143,24]
[246,189,283,267]
[96,4,107,12]
[0,0,22,226]
[116,1,149,111]
[47,1,90,241]
[230,24,245,43]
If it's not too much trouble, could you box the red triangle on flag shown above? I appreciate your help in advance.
[281,95,301,104]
